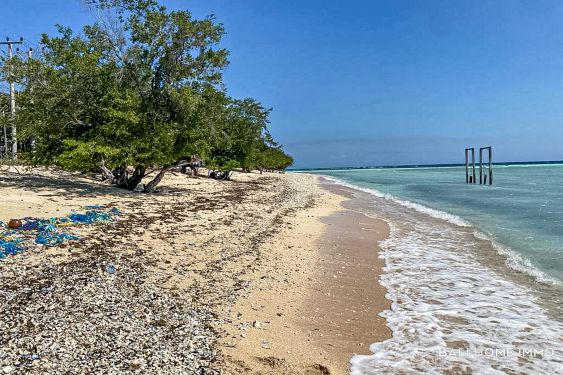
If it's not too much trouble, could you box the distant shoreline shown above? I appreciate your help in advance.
[290,159,563,172]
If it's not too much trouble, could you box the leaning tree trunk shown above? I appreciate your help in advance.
[143,167,168,193]
[101,159,191,193]
[142,160,190,193]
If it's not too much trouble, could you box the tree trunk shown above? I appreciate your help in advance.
[142,160,190,192]
[108,160,190,192]
[143,167,168,193]
[99,158,114,181]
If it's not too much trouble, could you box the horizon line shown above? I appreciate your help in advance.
[290,159,563,171]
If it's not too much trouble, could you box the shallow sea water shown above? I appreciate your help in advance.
[306,166,563,374]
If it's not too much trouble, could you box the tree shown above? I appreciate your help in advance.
[257,146,294,172]
[202,95,273,177]
[6,0,228,191]
[2,0,293,188]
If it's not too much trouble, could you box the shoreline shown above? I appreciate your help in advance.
[316,172,563,374]
[319,173,563,321]
[318,173,563,289]
[4,167,561,373]
[220,175,391,374]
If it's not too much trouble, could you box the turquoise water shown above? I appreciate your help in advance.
[306,165,563,374]
[309,164,563,284]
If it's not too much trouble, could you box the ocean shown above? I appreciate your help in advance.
[304,163,563,374]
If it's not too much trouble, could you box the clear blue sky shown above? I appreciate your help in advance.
[2,0,563,168]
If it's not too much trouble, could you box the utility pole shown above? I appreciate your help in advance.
[2,110,7,158]
[27,47,36,152]
[0,37,23,159]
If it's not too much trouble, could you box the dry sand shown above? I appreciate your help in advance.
[0,166,390,374]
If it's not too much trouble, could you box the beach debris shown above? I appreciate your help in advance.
[0,173,318,373]
[68,207,118,224]
[0,239,25,257]
[129,359,142,370]
[261,339,270,349]
[106,264,117,274]
[7,219,21,229]
[0,250,217,374]
[0,205,120,259]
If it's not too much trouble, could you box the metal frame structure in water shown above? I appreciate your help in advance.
[479,146,493,185]
[465,146,493,185]
[465,147,476,183]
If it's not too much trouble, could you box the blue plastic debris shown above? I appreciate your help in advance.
[68,211,112,224]
[16,219,42,231]
[35,232,80,246]
[0,239,25,258]
[84,205,106,210]
[0,205,119,259]
[106,264,116,274]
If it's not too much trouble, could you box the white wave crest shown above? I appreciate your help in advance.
[350,209,563,374]
[321,175,470,227]
[321,175,561,287]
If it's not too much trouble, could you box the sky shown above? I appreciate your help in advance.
[2,0,563,168]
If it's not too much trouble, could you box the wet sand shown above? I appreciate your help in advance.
[220,177,391,374]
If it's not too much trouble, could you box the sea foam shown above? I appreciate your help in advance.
[321,176,563,374]
[322,176,470,227]
[322,175,560,286]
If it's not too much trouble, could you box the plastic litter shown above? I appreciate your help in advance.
[0,205,120,259]
[0,239,25,258]
[35,232,80,246]
[17,219,42,231]
[84,205,106,210]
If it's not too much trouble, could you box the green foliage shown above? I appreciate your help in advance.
[260,147,294,171]
[1,0,293,188]
[200,94,274,172]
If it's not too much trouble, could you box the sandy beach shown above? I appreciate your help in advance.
[4,1,563,373]
[0,166,390,374]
